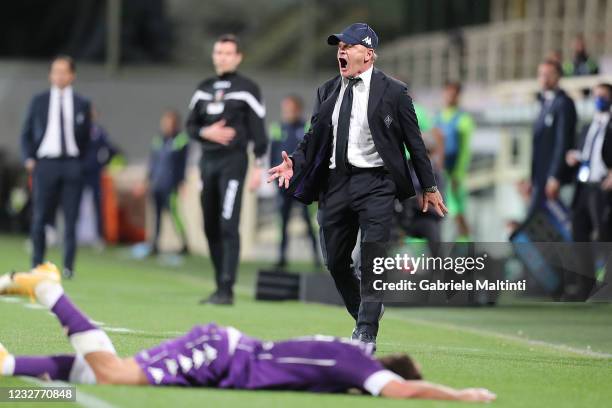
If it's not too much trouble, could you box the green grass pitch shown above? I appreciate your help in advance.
[0,234,611,407]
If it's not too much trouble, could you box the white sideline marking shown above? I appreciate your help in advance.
[389,313,612,359]
[0,296,22,303]
[22,378,118,408]
[23,303,46,310]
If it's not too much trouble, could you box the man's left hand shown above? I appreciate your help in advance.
[422,191,448,217]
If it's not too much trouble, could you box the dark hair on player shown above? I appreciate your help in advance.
[540,59,563,77]
[283,94,304,109]
[444,80,462,94]
[595,83,612,99]
[216,34,241,53]
[378,353,423,380]
[50,55,76,72]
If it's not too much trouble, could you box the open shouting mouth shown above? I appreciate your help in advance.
[338,56,348,73]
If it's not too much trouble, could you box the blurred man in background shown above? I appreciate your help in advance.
[20,55,92,279]
[563,34,599,77]
[269,95,321,269]
[565,83,612,299]
[186,34,268,305]
[148,110,189,255]
[81,106,120,247]
[526,60,577,211]
[435,81,473,239]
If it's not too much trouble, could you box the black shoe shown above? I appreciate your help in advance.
[351,328,377,352]
[62,268,74,280]
[199,291,234,305]
[358,332,377,352]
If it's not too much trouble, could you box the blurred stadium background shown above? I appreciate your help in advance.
[1,1,612,406]
[1,0,611,255]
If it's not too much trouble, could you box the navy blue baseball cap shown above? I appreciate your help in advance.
[327,23,379,49]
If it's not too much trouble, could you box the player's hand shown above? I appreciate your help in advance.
[24,158,36,173]
[267,151,293,189]
[565,149,581,167]
[422,190,448,217]
[457,388,497,403]
[545,177,560,200]
[200,119,236,145]
[248,166,263,192]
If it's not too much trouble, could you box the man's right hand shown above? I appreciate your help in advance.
[267,151,293,189]
[24,158,36,174]
[199,119,236,145]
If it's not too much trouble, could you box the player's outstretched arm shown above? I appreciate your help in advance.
[381,379,496,402]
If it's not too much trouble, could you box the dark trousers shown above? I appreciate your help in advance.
[31,158,83,270]
[278,191,319,264]
[200,151,247,294]
[83,171,103,240]
[152,189,187,249]
[317,168,396,337]
[570,183,609,299]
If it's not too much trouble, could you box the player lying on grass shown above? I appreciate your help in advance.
[0,263,495,402]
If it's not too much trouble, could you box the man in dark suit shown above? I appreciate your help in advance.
[527,60,577,210]
[268,23,446,348]
[21,55,91,278]
[565,83,612,299]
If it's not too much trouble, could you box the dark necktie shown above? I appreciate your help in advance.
[335,77,361,173]
[59,91,67,157]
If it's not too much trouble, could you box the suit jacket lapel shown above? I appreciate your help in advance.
[318,77,342,122]
[367,68,386,123]
[41,90,51,129]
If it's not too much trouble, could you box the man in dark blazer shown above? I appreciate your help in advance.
[21,55,91,278]
[528,60,577,210]
[565,83,612,299]
[268,23,446,348]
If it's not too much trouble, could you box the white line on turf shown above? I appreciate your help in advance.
[388,313,612,359]
[0,296,22,303]
[21,377,118,408]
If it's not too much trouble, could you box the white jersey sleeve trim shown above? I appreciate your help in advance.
[224,91,266,118]
[363,370,403,396]
[226,326,242,355]
[189,90,213,109]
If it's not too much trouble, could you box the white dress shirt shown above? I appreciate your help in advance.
[580,111,610,183]
[330,65,383,169]
[36,86,80,158]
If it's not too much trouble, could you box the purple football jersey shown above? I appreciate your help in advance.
[135,325,400,395]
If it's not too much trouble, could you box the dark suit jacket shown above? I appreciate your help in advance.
[20,90,92,163]
[603,120,612,170]
[286,68,436,205]
[531,89,577,192]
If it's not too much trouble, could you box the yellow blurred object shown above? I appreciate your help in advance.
[0,342,8,376]
[4,262,61,301]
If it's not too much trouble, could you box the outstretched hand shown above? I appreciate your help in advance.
[267,151,294,189]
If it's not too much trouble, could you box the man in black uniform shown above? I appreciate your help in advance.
[186,34,268,305]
